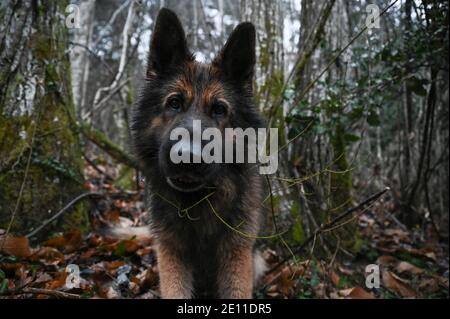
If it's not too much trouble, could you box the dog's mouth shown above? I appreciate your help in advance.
[166,175,206,192]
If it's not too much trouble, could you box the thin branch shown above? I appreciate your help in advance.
[77,122,139,169]
[266,187,390,275]
[92,0,131,48]
[83,153,115,180]
[2,287,82,299]
[26,192,103,238]
[69,41,114,75]
[82,0,134,121]
[82,78,130,120]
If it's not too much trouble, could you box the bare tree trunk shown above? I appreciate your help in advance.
[70,0,95,116]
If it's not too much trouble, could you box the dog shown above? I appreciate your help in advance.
[128,8,266,299]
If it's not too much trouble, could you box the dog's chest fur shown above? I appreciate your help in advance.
[145,170,262,297]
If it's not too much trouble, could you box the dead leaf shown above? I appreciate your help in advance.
[44,229,82,253]
[384,229,410,243]
[133,267,159,290]
[30,247,65,265]
[338,266,354,276]
[136,246,153,257]
[418,278,440,293]
[45,272,67,290]
[348,287,375,299]
[406,247,437,262]
[103,209,121,224]
[266,266,298,297]
[0,235,31,258]
[104,261,126,272]
[329,270,340,287]
[382,270,418,298]
[340,286,375,299]
[376,255,399,266]
[34,272,53,284]
[395,261,424,275]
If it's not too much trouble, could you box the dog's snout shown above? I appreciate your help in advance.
[169,135,203,164]
[162,118,214,179]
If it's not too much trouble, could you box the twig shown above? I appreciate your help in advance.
[82,78,130,121]
[69,41,114,75]
[83,153,115,180]
[26,192,103,238]
[82,0,134,121]
[266,187,390,275]
[2,287,82,299]
[92,0,131,49]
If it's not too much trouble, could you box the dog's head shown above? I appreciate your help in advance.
[132,8,263,193]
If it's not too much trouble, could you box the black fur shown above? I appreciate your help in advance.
[131,8,265,298]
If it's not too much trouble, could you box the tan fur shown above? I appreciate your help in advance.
[150,116,163,130]
[157,243,193,299]
[173,77,194,101]
[217,244,254,298]
[201,81,226,106]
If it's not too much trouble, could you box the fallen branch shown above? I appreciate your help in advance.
[2,287,82,299]
[26,192,103,238]
[78,122,139,169]
[266,187,390,275]
[83,153,115,180]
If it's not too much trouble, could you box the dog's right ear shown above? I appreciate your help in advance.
[147,8,191,77]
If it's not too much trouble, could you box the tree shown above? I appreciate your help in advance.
[0,0,88,236]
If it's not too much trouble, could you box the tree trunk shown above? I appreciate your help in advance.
[0,0,88,237]
[70,0,96,116]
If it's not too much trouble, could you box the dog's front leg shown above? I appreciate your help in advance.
[217,244,254,299]
[157,243,193,299]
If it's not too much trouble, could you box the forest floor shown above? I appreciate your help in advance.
[0,160,448,299]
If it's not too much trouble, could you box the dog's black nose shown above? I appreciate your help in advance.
[163,118,212,177]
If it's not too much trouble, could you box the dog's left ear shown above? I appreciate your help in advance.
[214,22,256,84]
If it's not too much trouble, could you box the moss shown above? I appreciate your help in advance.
[326,121,360,253]
[114,166,135,190]
[79,122,138,168]
[0,0,88,238]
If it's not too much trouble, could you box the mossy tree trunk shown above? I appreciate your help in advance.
[0,0,89,237]
[328,121,360,253]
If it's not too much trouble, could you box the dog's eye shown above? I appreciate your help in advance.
[212,103,227,118]
[167,96,182,112]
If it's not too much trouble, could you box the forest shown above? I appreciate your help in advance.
[0,0,448,299]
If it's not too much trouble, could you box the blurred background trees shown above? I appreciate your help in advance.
[0,0,448,257]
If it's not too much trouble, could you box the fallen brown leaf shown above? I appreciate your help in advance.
[30,247,65,265]
[45,272,67,290]
[406,247,437,262]
[376,255,399,266]
[382,270,418,298]
[329,270,340,287]
[395,261,424,275]
[0,235,31,258]
[340,286,375,299]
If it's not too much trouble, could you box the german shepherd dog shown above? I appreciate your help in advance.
[130,8,266,299]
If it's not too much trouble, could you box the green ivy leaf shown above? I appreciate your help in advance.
[367,111,381,127]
